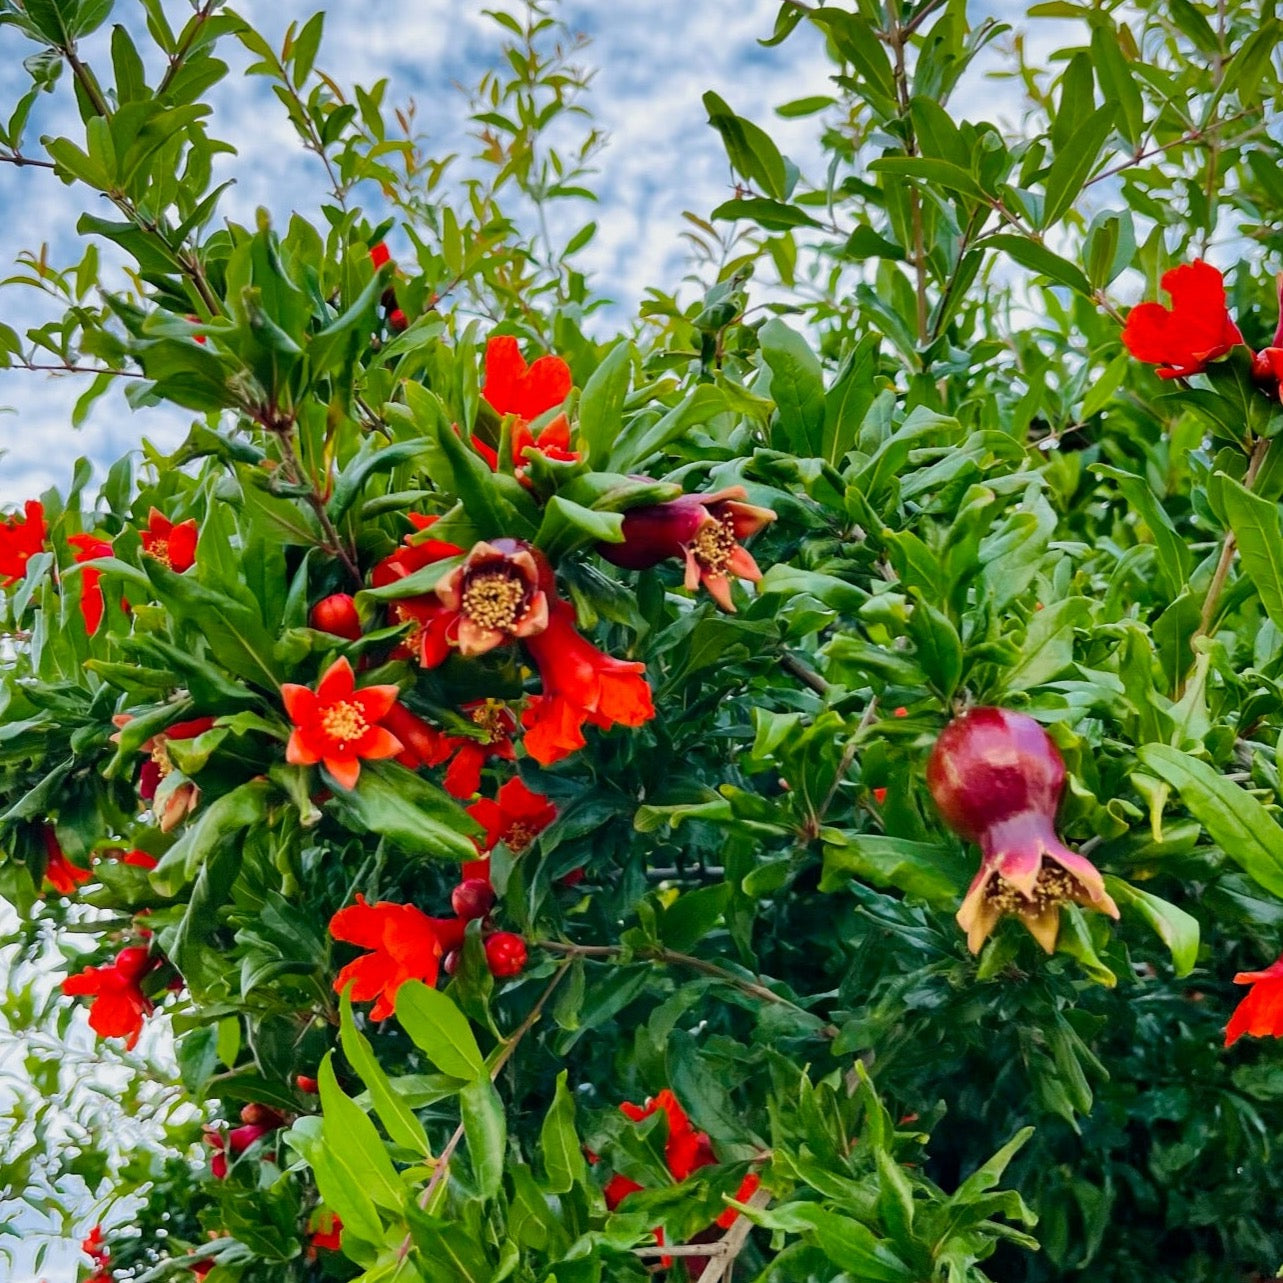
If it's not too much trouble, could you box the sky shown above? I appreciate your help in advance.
[0,0,842,509]
[0,1,1061,1277]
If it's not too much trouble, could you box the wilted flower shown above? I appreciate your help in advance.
[434,538,551,658]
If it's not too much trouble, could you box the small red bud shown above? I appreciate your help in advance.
[388,307,409,332]
[310,593,362,640]
[451,878,495,921]
[239,1102,283,1128]
[484,932,527,979]
[872,787,887,805]
[893,706,908,718]
[443,949,461,976]
[370,242,391,269]
[296,1075,319,1094]
[559,866,586,887]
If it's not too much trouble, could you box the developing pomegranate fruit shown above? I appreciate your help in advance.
[926,706,1118,954]
[309,593,362,641]
[451,878,495,921]
[484,932,528,978]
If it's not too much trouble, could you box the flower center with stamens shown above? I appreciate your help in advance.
[150,741,173,778]
[322,701,369,747]
[470,699,508,742]
[461,571,526,630]
[145,541,173,570]
[691,517,736,574]
[504,822,537,852]
[984,860,1083,915]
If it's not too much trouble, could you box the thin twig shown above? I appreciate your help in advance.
[536,940,837,1038]
[8,361,142,379]
[780,651,829,696]
[0,153,56,170]
[695,1186,773,1283]
[396,960,573,1261]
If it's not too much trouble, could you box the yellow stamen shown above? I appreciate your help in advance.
[462,571,526,630]
[691,517,737,574]
[321,701,370,747]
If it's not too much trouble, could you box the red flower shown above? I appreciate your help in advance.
[42,827,92,895]
[119,849,159,870]
[206,1107,284,1180]
[61,946,156,1049]
[329,894,467,1020]
[67,532,113,634]
[282,657,404,791]
[434,539,551,658]
[599,487,776,612]
[0,499,45,586]
[521,600,655,764]
[484,931,527,978]
[389,307,409,332]
[872,787,888,806]
[467,777,556,853]
[1121,259,1244,379]
[140,508,198,572]
[382,702,453,771]
[309,593,362,640]
[296,1074,319,1094]
[309,1212,343,1256]
[371,514,463,589]
[370,242,391,269]
[1225,954,1283,1047]
[82,1224,109,1266]
[476,336,579,473]
[442,699,518,798]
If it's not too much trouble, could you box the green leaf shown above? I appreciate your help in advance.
[1093,465,1190,600]
[819,833,969,906]
[1217,471,1283,632]
[459,1076,506,1200]
[907,594,962,700]
[317,1051,405,1212]
[869,156,985,201]
[1004,598,1090,692]
[338,991,432,1158]
[1089,24,1142,145]
[539,1070,587,1194]
[152,779,271,895]
[1041,102,1115,226]
[1138,744,1283,898]
[395,980,485,1080]
[577,341,633,468]
[760,318,825,458]
[327,760,480,862]
[980,234,1093,297]
[702,91,788,199]
[1104,876,1199,977]
[659,883,732,951]
[711,196,822,231]
[534,495,625,561]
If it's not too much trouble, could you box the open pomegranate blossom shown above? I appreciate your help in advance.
[926,707,1119,954]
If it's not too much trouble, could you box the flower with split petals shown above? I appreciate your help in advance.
[140,508,198,572]
[382,702,454,772]
[67,532,113,634]
[329,894,466,1019]
[467,777,556,854]
[1121,259,1243,379]
[434,538,550,658]
[599,486,776,612]
[1225,954,1283,1047]
[282,657,404,791]
[475,336,579,474]
[442,699,518,798]
[927,707,1119,954]
[115,714,217,832]
[42,827,92,895]
[521,600,654,764]
[0,500,45,587]
[61,946,156,1049]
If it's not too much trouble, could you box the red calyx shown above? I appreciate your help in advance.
[926,706,1118,954]
[484,932,527,978]
[310,593,362,640]
[451,878,495,920]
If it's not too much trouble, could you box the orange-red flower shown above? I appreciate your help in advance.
[475,336,579,473]
[140,508,198,572]
[0,499,45,586]
[371,514,463,589]
[61,946,156,1049]
[521,600,654,764]
[467,777,556,854]
[42,827,92,895]
[370,242,391,269]
[67,532,113,634]
[382,701,453,772]
[1121,260,1244,379]
[119,849,159,870]
[282,657,404,791]
[1225,954,1283,1047]
[606,1088,762,1265]
[329,894,467,1019]
[308,1212,343,1257]
[442,699,518,798]
[599,486,776,612]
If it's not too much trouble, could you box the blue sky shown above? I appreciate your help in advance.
[0,0,837,508]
